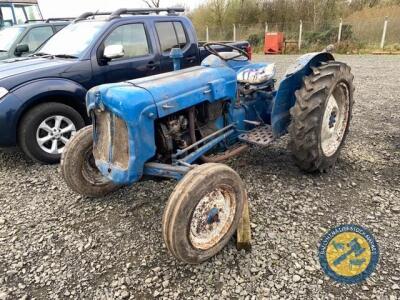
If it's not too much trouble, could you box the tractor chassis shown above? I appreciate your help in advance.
[144,123,238,180]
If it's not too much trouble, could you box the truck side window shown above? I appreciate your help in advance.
[0,6,14,26]
[20,26,53,52]
[14,6,27,24]
[155,21,188,52]
[55,25,66,33]
[173,22,187,48]
[104,23,149,59]
[23,5,42,21]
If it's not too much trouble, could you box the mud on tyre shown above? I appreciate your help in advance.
[289,61,355,172]
[61,125,119,197]
[162,163,246,264]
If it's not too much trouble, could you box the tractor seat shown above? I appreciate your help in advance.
[237,63,276,84]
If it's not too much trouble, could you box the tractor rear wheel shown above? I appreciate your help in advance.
[162,163,246,264]
[61,126,120,197]
[289,61,355,172]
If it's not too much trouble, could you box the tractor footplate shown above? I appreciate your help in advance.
[238,125,275,147]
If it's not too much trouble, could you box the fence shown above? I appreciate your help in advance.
[195,16,400,53]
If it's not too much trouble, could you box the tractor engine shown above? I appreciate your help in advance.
[155,102,225,163]
[156,114,191,160]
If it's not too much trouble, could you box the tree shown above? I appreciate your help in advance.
[142,0,161,8]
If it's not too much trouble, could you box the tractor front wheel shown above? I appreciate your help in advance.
[61,126,120,197]
[162,163,246,264]
[289,61,355,172]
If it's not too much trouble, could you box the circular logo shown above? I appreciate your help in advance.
[319,224,379,284]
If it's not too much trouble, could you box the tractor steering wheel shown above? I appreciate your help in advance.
[204,42,249,61]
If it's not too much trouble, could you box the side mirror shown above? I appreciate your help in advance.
[15,44,29,56]
[103,45,124,60]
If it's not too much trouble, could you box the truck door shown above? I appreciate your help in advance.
[155,21,198,72]
[93,22,160,85]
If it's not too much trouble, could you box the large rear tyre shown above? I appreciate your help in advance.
[289,61,355,172]
[61,126,120,197]
[162,163,246,264]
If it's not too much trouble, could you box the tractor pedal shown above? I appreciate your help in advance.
[238,125,275,147]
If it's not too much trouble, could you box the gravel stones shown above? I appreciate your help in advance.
[0,55,399,299]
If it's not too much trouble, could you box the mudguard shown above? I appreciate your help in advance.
[12,78,87,106]
[271,52,335,137]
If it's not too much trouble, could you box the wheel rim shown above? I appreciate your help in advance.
[36,115,76,154]
[189,185,236,250]
[320,82,350,157]
[82,148,111,186]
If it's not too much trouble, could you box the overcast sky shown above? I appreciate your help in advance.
[38,0,204,18]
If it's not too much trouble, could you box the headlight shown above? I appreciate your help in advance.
[237,63,276,84]
[0,87,9,100]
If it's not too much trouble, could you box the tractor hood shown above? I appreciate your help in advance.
[128,65,237,117]
[0,57,80,90]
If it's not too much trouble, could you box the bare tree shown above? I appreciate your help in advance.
[142,0,161,8]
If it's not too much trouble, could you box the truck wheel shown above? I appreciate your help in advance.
[61,126,119,197]
[162,163,245,264]
[289,61,355,172]
[18,102,85,164]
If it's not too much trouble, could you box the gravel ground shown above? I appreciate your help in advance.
[0,55,399,300]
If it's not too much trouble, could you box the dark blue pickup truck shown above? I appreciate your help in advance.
[0,8,250,163]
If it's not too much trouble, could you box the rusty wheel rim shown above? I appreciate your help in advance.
[189,185,236,250]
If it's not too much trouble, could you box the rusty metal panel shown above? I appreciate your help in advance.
[93,111,111,164]
[93,111,129,171]
[112,115,129,170]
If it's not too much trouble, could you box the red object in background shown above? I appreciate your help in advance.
[245,45,252,60]
[264,32,284,54]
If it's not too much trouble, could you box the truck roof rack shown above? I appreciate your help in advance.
[74,7,184,22]
[74,12,113,22]
[24,19,43,23]
[24,18,73,24]
[109,8,185,19]
[45,18,74,23]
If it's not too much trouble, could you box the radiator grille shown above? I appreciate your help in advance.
[93,111,130,170]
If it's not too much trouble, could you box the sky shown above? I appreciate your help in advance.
[38,0,204,18]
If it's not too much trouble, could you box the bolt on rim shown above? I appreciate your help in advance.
[320,82,350,157]
[189,185,236,250]
[36,115,76,154]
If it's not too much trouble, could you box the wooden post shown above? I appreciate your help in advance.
[265,22,268,34]
[380,16,388,49]
[338,18,343,43]
[236,191,251,251]
[298,20,303,50]
[206,26,209,42]
[233,24,236,42]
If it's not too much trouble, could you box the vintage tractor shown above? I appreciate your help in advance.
[61,43,354,264]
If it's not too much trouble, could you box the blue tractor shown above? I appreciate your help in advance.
[61,43,355,264]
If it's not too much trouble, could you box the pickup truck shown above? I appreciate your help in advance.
[0,8,251,164]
